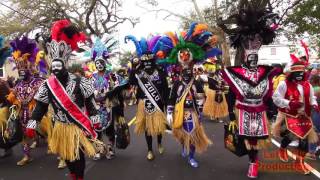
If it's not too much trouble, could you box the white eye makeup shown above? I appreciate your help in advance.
[51,61,63,70]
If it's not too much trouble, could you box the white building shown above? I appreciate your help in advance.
[258,44,291,66]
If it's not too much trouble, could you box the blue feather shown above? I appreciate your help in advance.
[125,35,142,57]
[139,37,148,55]
[205,48,222,58]
[185,22,198,40]
[0,35,4,49]
[152,36,173,54]
[193,32,212,46]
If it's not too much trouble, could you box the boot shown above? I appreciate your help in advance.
[58,159,67,169]
[69,173,76,180]
[147,151,154,161]
[294,156,310,175]
[188,145,198,168]
[106,143,115,160]
[279,147,289,162]
[247,162,258,178]
[158,144,164,155]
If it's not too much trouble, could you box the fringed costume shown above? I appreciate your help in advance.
[126,35,169,161]
[26,20,102,180]
[161,22,215,168]
[272,44,317,175]
[203,70,228,120]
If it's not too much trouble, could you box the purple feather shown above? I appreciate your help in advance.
[147,35,161,52]
[10,36,38,58]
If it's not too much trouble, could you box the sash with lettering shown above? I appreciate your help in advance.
[47,76,97,139]
[135,73,164,114]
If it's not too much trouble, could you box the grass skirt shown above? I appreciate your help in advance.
[135,100,167,136]
[0,107,9,133]
[203,88,228,120]
[173,110,212,153]
[49,121,97,161]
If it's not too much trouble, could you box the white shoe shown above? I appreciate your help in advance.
[289,140,299,147]
[93,153,101,160]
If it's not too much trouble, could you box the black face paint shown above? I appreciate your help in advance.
[18,70,30,81]
[291,71,304,81]
[246,54,258,69]
[51,60,68,81]
[182,68,193,83]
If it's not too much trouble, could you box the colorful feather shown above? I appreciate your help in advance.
[51,19,86,50]
[165,32,178,46]
[147,35,161,52]
[290,54,300,64]
[205,48,222,59]
[192,23,208,37]
[185,22,197,41]
[125,35,142,57]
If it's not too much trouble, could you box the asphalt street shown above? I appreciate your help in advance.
[0,105,319,180]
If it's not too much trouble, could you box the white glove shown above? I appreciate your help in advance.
[167,113,173,125]
[166,105,174,125]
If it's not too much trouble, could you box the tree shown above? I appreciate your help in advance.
[0,0,139,38]
[118,51,135,67]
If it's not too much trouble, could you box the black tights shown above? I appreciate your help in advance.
[145,132,162,151]
[66,150,85,179]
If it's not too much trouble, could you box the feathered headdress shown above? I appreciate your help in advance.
[124,35,161,61]
[0,35,12,68]
[46,19,86,65]
[154,22,216,69]
[10,36,38,72]
[218,0,279,50]
[91,36,112,62]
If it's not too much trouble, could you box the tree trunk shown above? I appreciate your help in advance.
[220,32,231,66]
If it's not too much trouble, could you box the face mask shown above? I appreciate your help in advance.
[292,71,304,81]
[95,59,106,72]
[246,54,258,69]
[51,60,66,78]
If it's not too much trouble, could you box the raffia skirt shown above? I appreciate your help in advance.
[49,121,98,161]
[0,107,9,133]
[203,88,228,120]
[173,110,212,153]
[135,100,167,136]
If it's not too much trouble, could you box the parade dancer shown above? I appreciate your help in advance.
[164,23,213,168]
[26,19,103,180]
[202,58,229,122]
[126,35,169,160]
[218,1,280,177]
[272,55,318,175]
[90,36,116,160]
[6,37,44,166]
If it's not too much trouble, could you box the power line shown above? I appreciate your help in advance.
[0,1,40,25]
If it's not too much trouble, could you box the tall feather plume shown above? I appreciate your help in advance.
[184,22,198,41]
[300,40,309,61]
[165,32,178,46]
[139,37,149,54]
[51,19,86,50]
[192,23,208,37]
[10,36,38,62]
[147,35,161,52]
[125,35,142,57]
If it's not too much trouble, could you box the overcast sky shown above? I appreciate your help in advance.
[118,0,213,51]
